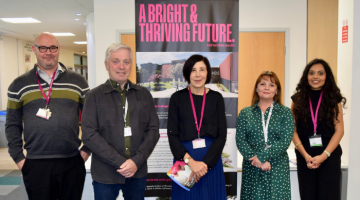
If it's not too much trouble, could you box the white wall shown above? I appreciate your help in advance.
[347,0,360,197]
[0,36,4,110]
[337,0,354,165]
[59,48,76,69]
[93,0,135,86]
[0,36,21,110]
[86,12,96,89]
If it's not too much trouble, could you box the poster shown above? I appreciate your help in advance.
[135,0,239,198]
[24,43,34,72]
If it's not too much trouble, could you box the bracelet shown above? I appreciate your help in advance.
[324,150,331,157]
[295,143,302,148]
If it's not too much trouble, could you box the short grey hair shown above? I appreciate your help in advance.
[104,43,132,64]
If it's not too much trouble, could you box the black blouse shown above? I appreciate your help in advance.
[167,88,227,168]
[292,90,341,149]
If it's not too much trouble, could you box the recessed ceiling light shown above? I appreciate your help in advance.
[75,18,80,21]
[82,52,85,53]
[74,41,87,44]
[76,13,81,16]
[51,32,75,36]
[0,17,41,23]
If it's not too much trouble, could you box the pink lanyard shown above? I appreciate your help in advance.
[188,87,206,138]
[309,90,323,135]
[36,69,57,108]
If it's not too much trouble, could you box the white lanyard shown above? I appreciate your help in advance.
[261,102,274,145]
[124,98,128,125]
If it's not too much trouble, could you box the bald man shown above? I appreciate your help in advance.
[5,32,90,200]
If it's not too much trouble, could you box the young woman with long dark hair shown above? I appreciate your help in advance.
[291,59,346,200]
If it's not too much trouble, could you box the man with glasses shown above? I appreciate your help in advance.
[5,32,90,200]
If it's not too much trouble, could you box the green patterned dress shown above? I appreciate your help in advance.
[236,103,294,200]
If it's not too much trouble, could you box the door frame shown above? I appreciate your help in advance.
[239,28,290,106]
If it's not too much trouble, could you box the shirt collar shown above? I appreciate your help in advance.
[36,63,64,76]
[109,79,128,91]
[252,101,280,111]
[104,79,141,93]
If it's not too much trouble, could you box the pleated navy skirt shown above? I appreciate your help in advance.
[171,137,227,200]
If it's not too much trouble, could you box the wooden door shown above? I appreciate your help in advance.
[120,34,137,83]
[238,32,285,113]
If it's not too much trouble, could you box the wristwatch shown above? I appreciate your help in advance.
[324,150,331,157]
[184,157,192,164]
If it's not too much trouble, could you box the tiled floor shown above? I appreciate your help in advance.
[0,148,26,200]
[0,170,25,200]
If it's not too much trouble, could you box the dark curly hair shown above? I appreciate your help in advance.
[292,59,346,127]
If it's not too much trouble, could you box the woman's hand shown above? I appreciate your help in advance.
[309,153,327,169]
[261,161,271,171]
[249,155,262,168]
[189,172,200,183]
[304,153,316,169]
[188,160,208,178]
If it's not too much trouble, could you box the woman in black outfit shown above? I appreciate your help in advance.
[167,54,227,200]
[291,59,346,200]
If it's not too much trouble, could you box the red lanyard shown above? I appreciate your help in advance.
[188,87,206,138]
[36,69,57,108]
[309,90,323,135]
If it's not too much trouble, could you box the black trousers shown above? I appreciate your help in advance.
[22,154,86,200]
[295,145,342,200]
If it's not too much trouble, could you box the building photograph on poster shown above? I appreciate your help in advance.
[136,52,238,98]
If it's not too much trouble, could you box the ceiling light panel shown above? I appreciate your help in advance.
[51,32,75,36]
[0,17,41,23]
[74,41,87,44]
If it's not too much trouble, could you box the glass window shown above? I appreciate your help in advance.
[74,55,81,65]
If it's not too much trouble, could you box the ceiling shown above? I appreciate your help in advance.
[0,0,94,53]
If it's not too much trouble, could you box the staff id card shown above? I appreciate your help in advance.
[124,127,132,137]
[309,134,323,147]
[36,108,51,120]
[192,138,206,149]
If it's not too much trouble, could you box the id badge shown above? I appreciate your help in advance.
[124,127,132,137]
[192,138,206,149]
[309,134,323,147]
[36,108,51,120]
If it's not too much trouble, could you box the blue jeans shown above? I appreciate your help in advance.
[93,176,147,200]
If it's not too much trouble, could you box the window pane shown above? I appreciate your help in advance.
[83,57,87,65]
[74,55,81,65]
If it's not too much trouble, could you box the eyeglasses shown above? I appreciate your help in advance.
[34,45,59,53]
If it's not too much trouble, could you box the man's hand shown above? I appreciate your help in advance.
[80,150,90,162]
[117,159,138,178]
[17,159,26,170]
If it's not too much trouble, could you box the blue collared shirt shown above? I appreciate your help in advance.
[36,64,64,84]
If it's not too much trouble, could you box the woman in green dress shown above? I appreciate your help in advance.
[236,71,294,200]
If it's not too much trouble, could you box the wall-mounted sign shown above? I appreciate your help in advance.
[342,19,348,43]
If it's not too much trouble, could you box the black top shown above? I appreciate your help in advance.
[292,90,341,151]
[167,88,227,168]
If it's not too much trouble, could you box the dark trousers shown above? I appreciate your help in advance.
[93,176,147,200]
[22,154,86,200]
[296,146,342,200]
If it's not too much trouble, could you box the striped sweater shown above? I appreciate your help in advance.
[5,63,90,163]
